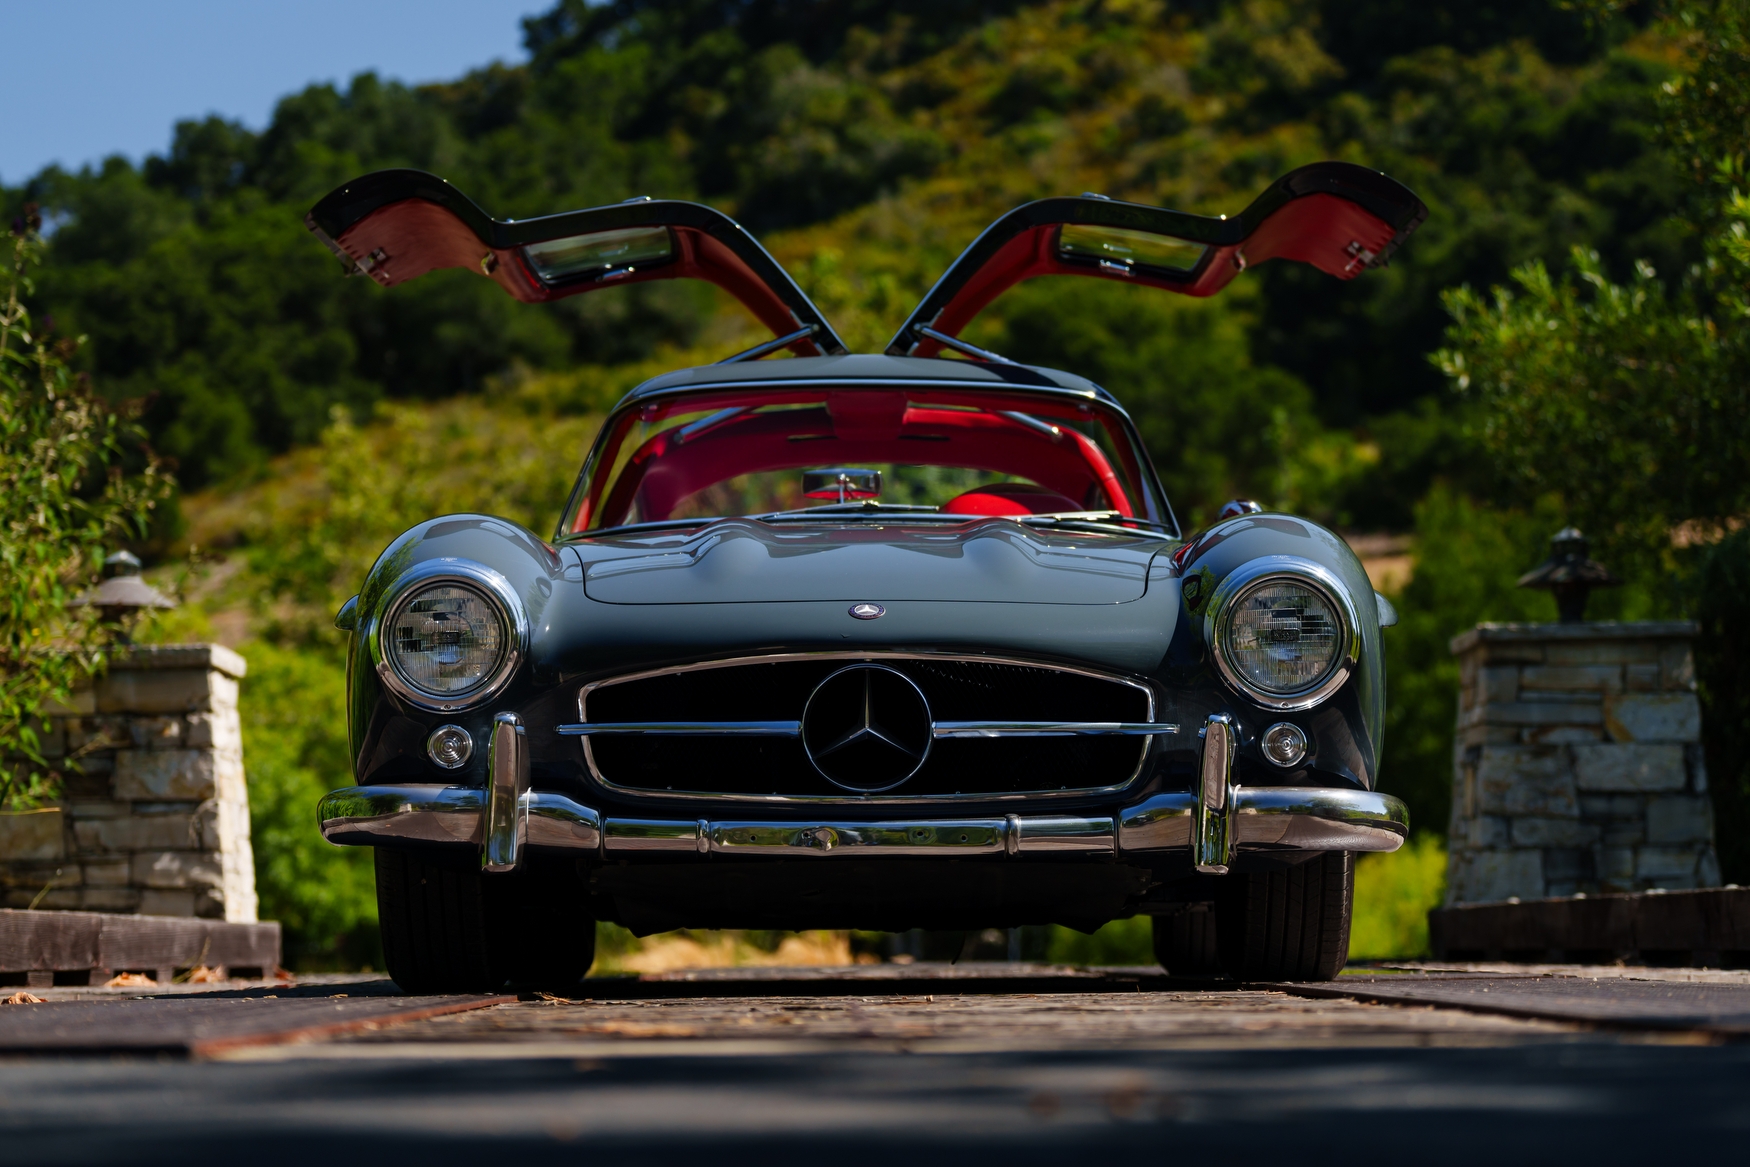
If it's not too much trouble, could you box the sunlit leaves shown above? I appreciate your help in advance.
[0,225,168,808]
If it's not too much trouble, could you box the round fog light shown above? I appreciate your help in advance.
[1261,722,1308,768]
[427,724,474,770]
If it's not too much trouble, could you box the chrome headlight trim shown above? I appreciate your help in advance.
[1202,555,1361,711]
[370,559,528,713]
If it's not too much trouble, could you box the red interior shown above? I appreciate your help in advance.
[573,390,1149,531]
[912,193,1398,358]
[332,200,829,356]
[941,482,1082,516]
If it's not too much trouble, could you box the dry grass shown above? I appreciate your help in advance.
[601,930,878,974]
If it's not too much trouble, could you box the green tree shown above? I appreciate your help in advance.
[1436,0,1750,564]
[0,210,168,808]
[8,0,1691,499]
[1432,0,1750,876]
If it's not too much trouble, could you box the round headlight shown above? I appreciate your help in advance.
[386,583,508,699]
[1222,578,1344,695]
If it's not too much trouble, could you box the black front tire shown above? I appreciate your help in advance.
[375,848,596,994]
[1151,906,1221,974]
[1214,850,1353,982]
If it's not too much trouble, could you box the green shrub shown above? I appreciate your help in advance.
[1,212,167,809]
[238,639,379,969]
[1044,917,1154,966]
[1349,835,1448,960]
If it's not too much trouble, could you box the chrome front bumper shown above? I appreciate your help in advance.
[318,784,1407,870]
[319,713,1406,873]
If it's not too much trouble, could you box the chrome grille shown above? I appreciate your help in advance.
[567,653,1165,802]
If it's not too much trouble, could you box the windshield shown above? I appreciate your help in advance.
[560,386,1173,535]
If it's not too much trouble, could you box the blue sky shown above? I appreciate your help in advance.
[1,0,549,184]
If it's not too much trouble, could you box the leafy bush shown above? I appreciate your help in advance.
[1,213,167,809]
[1349,834,1448,960]
[237,640,379,969]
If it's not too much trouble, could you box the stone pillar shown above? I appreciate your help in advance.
[1445,622,1719,904]
[0,645,256,922]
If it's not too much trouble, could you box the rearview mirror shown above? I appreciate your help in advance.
[803,468,882,504]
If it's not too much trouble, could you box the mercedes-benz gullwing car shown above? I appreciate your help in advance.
[311,163,1424,991]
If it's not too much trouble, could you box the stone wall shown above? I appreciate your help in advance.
[0,646,256,922]
[1446,622,1719,904]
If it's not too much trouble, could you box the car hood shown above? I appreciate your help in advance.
[572,519,1170,605]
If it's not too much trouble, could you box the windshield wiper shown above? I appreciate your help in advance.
[1020,512,1177,535]
[756,503,957,522]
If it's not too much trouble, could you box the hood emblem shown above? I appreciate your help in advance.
[802,664,931,792]
[848,602,885,620]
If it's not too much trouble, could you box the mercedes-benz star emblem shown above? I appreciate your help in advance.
[802,664,932,792]
[849,602,885,620]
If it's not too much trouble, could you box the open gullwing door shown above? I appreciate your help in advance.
[306,169,848,357]
[886,161,1427,358]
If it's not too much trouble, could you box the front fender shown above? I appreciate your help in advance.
[345,514,566,784]
[1156,513,1386,790]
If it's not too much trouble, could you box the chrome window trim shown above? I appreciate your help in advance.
[572,650,1161,805]
[369,559,529,714]
[1201,555,1361,712]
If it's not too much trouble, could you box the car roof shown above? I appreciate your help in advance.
[618,354,1121,412]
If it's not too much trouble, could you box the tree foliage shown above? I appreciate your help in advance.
[1433,0,1750,877]
[4,0,1686,508]
[1438,236,1749,560]
[0,213,167,809]
[1436,0,1750,557]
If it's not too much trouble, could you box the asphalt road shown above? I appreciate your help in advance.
[3,964,1748,1165]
